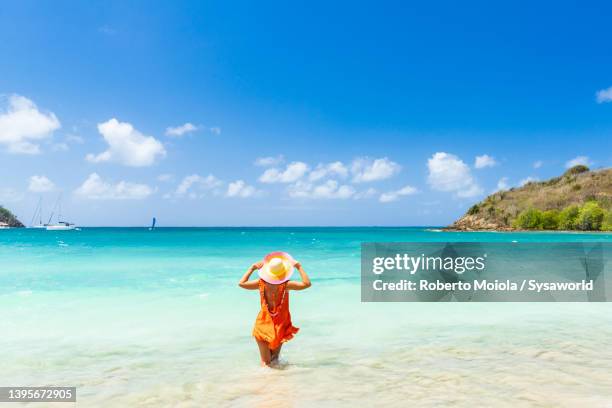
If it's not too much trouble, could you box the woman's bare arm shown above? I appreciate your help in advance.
[287,261,311,290]
[238,261,263,290]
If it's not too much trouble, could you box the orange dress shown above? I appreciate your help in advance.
[252,279,299,349]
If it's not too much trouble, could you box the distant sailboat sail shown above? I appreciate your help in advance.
[30,197,46,228]
[149,217,156,230]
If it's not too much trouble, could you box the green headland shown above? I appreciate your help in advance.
[450,165,612,231]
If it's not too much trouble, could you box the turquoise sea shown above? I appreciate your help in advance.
[1,228,611,407]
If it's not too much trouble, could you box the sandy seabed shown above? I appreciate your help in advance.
[3,286,611,408]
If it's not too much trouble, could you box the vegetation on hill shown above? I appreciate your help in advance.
[450,165,612,231]
[0,206,24,227]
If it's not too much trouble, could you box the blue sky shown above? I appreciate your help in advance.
[1,0,611,226]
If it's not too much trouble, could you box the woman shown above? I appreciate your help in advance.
[238,252,311,366]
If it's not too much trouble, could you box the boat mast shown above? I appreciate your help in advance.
[58,194,62,222]
[47,194,61,225]
[30,197,42,227]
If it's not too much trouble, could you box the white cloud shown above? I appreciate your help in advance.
[0,94,61,154]
[288,180,355,199]
[533,160,543,169]
[474,154,497,169]
[165,122,198,137]
[427,152,483,198]
[210,127,221,136]
[379,185,418,203]
[51,133,84,152]
[596,87,612,103]
[519,176,539,186]
[257,157,399,184]
[28,175,55,193]
[226,180,261,198]
[174,174,222,197]
[74,173,154,200]
[0,187,23,203]
[51,142,69,152]
[354,187,378,199]
[351,157,401,183]
[496,177,510,191]
[254,155,285,167]
[259,162,309,183]
[157,173,174,182]
[565,156,592,168]
[309,161,349,181]
[52,133,84,152]
[86,118,166,167]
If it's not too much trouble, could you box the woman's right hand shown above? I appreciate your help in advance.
[250,261,264,271]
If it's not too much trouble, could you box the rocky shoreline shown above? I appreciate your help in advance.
[445,214,515,231]
[0,206,24,228]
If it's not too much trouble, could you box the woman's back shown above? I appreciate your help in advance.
[263,281,283,310]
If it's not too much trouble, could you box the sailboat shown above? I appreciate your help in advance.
[46,194,76,231]
[149,217,156,231]
[30,197,47,228]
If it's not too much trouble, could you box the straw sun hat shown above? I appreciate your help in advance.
[258,251,295,284]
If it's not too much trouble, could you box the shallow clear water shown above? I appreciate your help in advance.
[1,228,611,407]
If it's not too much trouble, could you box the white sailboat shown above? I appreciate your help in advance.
[46,223,75,231]
[46,194,77,231]
[46,221,76,231]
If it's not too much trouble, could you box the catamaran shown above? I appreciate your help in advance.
[46,221,76,231]
[46,194,77,231]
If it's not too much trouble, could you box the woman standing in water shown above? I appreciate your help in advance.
[238,252,311,366]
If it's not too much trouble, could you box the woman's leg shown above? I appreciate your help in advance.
[255,339,272,366]
[270,344,282,363]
